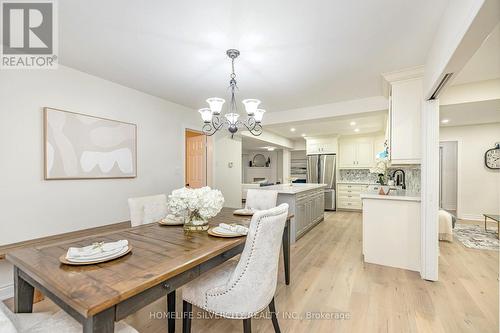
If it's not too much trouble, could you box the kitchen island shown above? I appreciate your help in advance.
[360,190,421,271]
[254,184,327,242]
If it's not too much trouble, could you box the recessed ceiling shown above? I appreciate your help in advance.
[440,99,500,127]
[265,111,387,139]
[452,23,500,85]
[59,0,448,112]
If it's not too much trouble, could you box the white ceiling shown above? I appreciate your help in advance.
[440,99,500,127]
[265,111,387,139]
[452,23,500,85]
[59,0,448,112]
[242,136,284,152]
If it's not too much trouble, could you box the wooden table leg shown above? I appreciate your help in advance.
[83,307,115,333]
[167,290,176,333]
[14,267,34,313]
[282,220,291,286]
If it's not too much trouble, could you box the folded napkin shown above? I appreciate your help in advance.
[219,223,249,235]
[66,240,128,260]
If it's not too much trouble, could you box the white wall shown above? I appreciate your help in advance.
[242,151,278,183]
[439,141,458,210]
[213,134,242,208]
[440,123,500,220]
[0,65,201,245]
[0,65,202,299]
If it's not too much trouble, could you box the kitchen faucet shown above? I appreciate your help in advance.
[392,169,406,190]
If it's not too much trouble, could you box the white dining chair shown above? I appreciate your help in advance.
[0,302,137,332]
[128,194,167,227]
[245,189,278,211]
[181,203,289,333]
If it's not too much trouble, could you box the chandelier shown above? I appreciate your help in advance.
[199,49,265,138]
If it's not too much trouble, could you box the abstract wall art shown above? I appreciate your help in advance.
[44,107,137,179]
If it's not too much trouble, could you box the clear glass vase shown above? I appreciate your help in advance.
[183,210,209,232]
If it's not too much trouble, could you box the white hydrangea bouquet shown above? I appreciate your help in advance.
[167,187,224,231]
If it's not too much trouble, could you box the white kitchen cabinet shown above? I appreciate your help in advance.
[389,77,422,164]
[356,141,374,167]
[338,137,374,168]
[337,183,369,210]
[306,137,337,155]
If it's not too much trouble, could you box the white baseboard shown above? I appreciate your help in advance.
[0,284,13,300]
[459,213,484,222]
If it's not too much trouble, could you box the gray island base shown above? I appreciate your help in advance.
[254,184,327,242]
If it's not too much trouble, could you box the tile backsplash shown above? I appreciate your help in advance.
[338,167,421,193]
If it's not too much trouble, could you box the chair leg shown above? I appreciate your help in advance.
[269,297,281,333]
[183,300,192,333]
[167,290,176,333]
[243,318,252,333]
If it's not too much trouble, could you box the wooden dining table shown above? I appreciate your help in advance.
[6,208,292,333]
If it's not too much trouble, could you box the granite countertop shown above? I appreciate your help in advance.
[253,183,328,194]
[360,190,421,202]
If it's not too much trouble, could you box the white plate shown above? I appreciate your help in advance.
[211,226,245,236]
[65,246,129,263]
[159,217,184,225]
[233,209,254,216]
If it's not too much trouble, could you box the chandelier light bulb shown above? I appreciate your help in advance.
[242,99,261,116]
[206,97,225,115]
[254,109,266,123]
[199,108,213,123]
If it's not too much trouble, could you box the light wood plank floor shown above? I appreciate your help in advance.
[5,211,499,332]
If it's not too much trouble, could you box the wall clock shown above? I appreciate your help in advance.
[485,143,500,170]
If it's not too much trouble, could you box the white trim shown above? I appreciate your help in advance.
[420,99,439,281]
[0,284,13,301]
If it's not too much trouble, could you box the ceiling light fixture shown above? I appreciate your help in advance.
[441,119,450,124]
[199,49,264,138]
[350,121,356,126]
[290,128,296,132]
[354,128,360,132]
[301,133,306,137]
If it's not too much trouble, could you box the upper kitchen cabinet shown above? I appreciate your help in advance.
[338,136,374,168]
[383,67,423,165]
[306,136,338,155]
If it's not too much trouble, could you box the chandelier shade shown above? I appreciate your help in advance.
[199,108,213,123]
[206,97,225,115]
[199,49,265,138]
[242,99,260,116]
[254,109,266,123]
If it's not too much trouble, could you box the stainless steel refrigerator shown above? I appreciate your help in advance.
[307,154,336,210]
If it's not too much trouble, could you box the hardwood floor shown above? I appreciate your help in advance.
[6,211,498,332]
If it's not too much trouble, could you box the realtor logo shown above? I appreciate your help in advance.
[1,0,58,68]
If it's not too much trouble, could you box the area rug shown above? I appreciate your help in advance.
[454,224,499,251]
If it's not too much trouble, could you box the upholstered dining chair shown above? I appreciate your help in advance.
[128,194,167,227]
[245,189,278,211]
[0,302,137,332]
[182,203,289,333]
